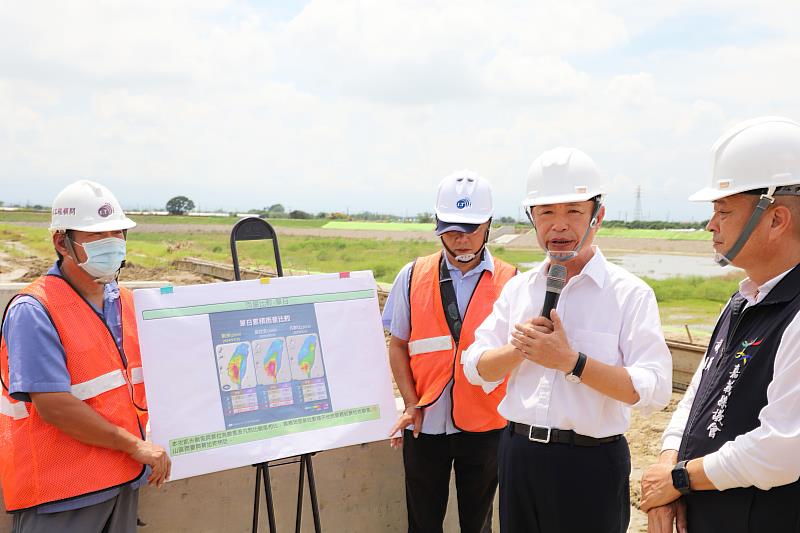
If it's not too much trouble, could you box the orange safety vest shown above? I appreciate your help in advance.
[0,274,148,512]
[408,251,516,432]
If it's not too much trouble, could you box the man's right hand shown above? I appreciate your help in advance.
[129,439,172,488]
[388,405,424,449]
[524,316,555,334]
[647,499,687,533]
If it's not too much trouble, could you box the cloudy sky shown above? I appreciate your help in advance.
[2,0,800,221]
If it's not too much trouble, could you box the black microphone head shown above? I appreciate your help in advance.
[546,264,567,293]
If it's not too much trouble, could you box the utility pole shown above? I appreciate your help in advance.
[634,186,643,221]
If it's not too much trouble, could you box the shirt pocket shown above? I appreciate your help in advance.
[569,329,621,366]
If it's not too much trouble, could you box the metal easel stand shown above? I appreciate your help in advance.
[251,454,322,533]
[230,216,322,533]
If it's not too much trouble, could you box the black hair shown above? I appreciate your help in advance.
[743,185,800,196]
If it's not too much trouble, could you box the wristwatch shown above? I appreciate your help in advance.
[671,460,692,496]
[565,352,587,383]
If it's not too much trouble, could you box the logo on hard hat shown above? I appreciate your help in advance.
[456,198,471,209]
[97,203,114,218]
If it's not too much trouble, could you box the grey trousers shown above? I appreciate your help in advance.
[11,485,139,533]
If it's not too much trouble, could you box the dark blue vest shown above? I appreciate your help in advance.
[678,263,800,532]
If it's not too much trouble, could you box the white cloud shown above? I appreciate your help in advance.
[0,0,799,222]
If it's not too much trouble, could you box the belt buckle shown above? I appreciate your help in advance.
[528,425,551,443]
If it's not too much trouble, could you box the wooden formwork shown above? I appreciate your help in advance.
[666,339,707,391]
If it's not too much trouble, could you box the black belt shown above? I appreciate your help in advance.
[511,422,621,447]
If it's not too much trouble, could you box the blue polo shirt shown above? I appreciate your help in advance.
[2,262,146,514]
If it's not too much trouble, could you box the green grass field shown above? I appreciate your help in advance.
[642,274,739,303]
[322,221,434,231]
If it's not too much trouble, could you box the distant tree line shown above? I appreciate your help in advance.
[1,195,709,230]
[602,219,708,230]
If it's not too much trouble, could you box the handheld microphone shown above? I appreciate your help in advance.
[540,264,567,319]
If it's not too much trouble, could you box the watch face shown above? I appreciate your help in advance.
[672,465,690,493]
[565,373,581,384]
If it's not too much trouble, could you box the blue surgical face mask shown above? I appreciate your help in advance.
[74,237,127,282]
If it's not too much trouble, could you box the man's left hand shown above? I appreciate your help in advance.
[641,462,681,512]
[647,500,687,533]
[510,310,576,373]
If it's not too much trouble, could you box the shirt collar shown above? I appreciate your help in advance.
[47,261,61,277]
[442,248,495,277]
[579,247,607,288]
[534,246,606,288]
[739,267,794,305]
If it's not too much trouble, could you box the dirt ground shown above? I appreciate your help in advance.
[625,393,682,532]
[0,249,217,285]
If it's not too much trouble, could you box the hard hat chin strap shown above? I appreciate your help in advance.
[62,231,81,265]
[715,187,776,267]
[440,222,491,264]
[63,232,125,284]
[529,201,602,262]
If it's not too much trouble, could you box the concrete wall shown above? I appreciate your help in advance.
[1,439,500,532]
[0,283,26,313]
[1,281,171,313]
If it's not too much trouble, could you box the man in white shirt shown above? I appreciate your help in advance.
[463,147,672,533]
[641,116,800,533]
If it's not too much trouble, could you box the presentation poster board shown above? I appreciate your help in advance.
[134,271,396,481]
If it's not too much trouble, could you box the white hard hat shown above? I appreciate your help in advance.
[49,180,136,233]
[434,170,493,226]
[523,147,604,208]
[691,116,800,202]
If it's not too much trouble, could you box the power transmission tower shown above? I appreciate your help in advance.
[634,186,643,221]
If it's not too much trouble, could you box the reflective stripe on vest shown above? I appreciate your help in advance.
[0,396,28,420]
[0,370,141,417]
[71,369,128,401]
[408,335,453,357]
[130,366,144,384]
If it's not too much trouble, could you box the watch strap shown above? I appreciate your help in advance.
[569,352,588,379]
[672,460,692,496]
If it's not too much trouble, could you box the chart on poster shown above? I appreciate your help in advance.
[134,271,396,480]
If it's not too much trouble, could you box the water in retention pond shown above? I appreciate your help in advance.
[519,253,743,280]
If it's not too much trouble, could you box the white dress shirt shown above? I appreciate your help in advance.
[661,267,800,491]
[463,247,672,438]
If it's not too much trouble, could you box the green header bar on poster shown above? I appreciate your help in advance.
[142,289,374,320]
